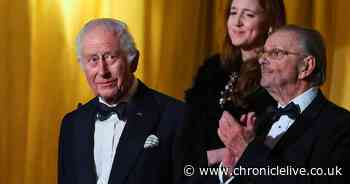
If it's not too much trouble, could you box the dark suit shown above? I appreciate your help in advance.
[58,81,186,184]
[231,91,350,184]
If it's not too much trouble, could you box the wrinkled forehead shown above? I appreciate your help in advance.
[82,27,120,49]
[84,26,118,40]
[265,30,302,51]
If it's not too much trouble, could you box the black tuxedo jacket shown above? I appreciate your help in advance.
[58,81,186,184]
[232,91,350,184]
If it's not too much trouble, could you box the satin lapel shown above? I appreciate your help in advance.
[74,98,98,184]
[108,82,161,184]
[271,91,327,154]
[256,106,276,137]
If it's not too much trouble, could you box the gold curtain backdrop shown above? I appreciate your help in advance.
[1,0,350,183]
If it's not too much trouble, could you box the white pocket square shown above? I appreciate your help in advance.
[144,134,159,149]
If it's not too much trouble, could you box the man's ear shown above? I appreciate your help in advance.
[129,50,139,73]
[298,55,316,80]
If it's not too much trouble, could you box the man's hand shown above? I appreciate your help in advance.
[222,148,236,169]
[207,148,226,166]
[218,111,256,166]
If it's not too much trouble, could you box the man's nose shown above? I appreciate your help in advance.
[97,59,110,76]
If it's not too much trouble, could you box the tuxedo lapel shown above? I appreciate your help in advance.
[271,91,327,154]
[256,105,276,137]
[74,98,98,183]
[108,82,161,184]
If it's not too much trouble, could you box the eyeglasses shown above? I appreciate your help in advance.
[257,48,308,60]
[82,51,123,67]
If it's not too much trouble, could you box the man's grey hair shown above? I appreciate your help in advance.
[273,25,327,86]
[76,18,138,63]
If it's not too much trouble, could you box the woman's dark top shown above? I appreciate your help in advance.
[183,54,275,167]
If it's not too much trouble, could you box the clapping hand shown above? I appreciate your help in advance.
[218,111,256,167]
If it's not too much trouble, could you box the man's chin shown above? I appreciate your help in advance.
[98,90,120,102]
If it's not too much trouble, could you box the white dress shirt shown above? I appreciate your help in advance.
[94,78,138,184]
[264,87,318,148]
[219,87,318,184]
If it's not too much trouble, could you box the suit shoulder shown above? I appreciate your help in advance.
[317,99,350,138]
[323,100,350,120]
[147,89,187,135]
[60,97,97,126]
[149,89,185,108]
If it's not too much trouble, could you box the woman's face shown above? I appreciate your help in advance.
[227,0,269,49]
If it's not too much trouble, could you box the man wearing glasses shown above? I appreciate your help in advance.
[58,18,186,184]
[218,25,350,184]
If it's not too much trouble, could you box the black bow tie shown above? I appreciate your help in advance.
[96,102,127,121]
[271,102,301,122]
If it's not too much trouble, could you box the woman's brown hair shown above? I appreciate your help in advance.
[220,0,286,108]
[220,0,286,70]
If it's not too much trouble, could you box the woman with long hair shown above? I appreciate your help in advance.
[184,0,287,175]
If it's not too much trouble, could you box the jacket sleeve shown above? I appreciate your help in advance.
[58,113,74,184]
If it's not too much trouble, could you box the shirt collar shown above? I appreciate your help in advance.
[99,77,139,107]
[278,87,318,113]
